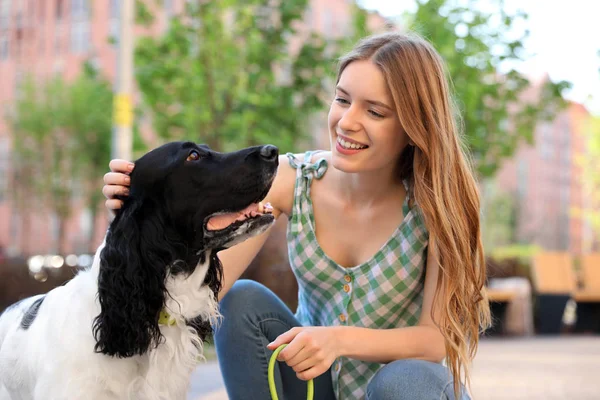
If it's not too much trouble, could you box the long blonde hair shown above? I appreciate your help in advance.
[337,32,491,395]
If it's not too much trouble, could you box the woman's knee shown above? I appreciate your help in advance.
[218,279,272,317]
[366,359,459,400]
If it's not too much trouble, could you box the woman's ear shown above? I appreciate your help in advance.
[93,200,170,358]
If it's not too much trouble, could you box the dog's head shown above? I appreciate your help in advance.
[128,141,277,251]
[93,142,278,358]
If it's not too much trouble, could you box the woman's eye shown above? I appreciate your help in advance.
[368,110,385,118]
[335,97,350,105]
[187,151,201,161]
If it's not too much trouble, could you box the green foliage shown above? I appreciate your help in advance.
[9,78,54,212]
[65,63,114,246]
[134,0,330,152]
[489,244,543,263]
[573,116,600,244]
[407,0,571,177]
[9,64,113,252]
[481,181,518,250]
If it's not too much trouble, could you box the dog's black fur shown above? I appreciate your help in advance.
[92,142,278,358]
[19,296,45,330]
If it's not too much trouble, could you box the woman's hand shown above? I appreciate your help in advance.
[102,159,135,211]
[267,326,341,381]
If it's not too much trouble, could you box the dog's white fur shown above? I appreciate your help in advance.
[0,241,220,400]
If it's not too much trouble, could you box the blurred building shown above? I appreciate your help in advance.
[495,95,596,253]
[0,0,391,256]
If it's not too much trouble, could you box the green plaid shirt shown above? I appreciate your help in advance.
[286,151,429,400]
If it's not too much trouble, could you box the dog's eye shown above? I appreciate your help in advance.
[187,151,202,162]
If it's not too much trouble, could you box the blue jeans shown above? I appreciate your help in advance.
[213,280,470,399]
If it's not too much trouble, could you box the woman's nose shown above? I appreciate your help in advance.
[338,105,361,131]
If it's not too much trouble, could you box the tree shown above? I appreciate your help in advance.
[480,181,517,250]
[10,77,75,254]
[9,78,54,255]
[10,66,114,254]
[575,116,600,249]
[134,0,331,153]
[62,63,114,253]
[406,0,571,177]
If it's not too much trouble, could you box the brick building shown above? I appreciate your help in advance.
[0,0,390,257]
[494,96,596,253]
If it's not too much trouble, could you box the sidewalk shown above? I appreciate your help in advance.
[189,336,600,399]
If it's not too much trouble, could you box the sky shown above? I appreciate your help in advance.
[359,0,600,115]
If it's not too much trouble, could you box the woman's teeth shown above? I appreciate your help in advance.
[337,136,367,150]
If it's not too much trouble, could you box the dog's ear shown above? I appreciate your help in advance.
[93,199,181,358]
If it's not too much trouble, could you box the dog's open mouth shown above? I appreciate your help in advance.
[205,202,273,232]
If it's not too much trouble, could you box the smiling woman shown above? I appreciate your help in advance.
[103,32,490,400]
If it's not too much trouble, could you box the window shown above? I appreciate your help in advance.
[28,0,34,23]
[516,158,528,200]
[70,0,90,53]
[50,213,60,252]
[0,34,8,60]
[56,0,64,21]
[71,19,90,53]
[53,59,64,75]
[14,70,23,98]
[38,0,45,20]
[0,0,10,29]
[54,25,62,53]
[164,0,173,17]
[109,0,119,45]
[110,0,118,18]
[304,4,313,29]
[38,24,45,53]
[71,0,89,17]
[538,123,553,160]
[79,208,92,244]
[322,7,333,36]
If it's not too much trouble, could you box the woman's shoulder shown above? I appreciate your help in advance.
[285,150,330,167]
[271,150,330,217]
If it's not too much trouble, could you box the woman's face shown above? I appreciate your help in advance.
[328,60,409,174]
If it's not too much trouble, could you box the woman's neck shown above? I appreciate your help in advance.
[330,162,405,209]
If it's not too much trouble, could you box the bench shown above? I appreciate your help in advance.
[486,287,520,335]
[530,252,576,334]
[573,253,600,333]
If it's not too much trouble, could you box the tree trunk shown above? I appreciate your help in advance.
[87,201,101,254]
[16,212,32,256]
[57,218,67,255]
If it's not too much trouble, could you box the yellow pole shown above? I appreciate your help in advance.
[112,0,134,161]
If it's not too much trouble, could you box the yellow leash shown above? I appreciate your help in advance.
[268,344,314,400]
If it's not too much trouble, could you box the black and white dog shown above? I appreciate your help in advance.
[0,142,278,399]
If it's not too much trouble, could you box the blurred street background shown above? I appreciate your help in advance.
[1,0,599,398]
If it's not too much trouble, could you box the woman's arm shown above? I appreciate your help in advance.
[269,239,446,380]
[102,154,297,300]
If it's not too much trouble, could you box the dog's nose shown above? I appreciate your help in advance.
[259,145,278,161]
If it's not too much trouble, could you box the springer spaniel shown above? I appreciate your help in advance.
[0,142,278,399]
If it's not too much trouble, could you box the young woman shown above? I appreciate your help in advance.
[103,32,490,399]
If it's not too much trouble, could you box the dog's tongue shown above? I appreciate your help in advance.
[206,202,273,231]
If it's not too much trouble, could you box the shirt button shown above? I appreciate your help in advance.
[343,284,350,293]
[344,274,352,283]
[339,313,346,322]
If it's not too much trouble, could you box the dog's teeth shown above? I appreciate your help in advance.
[259,202,273,214]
